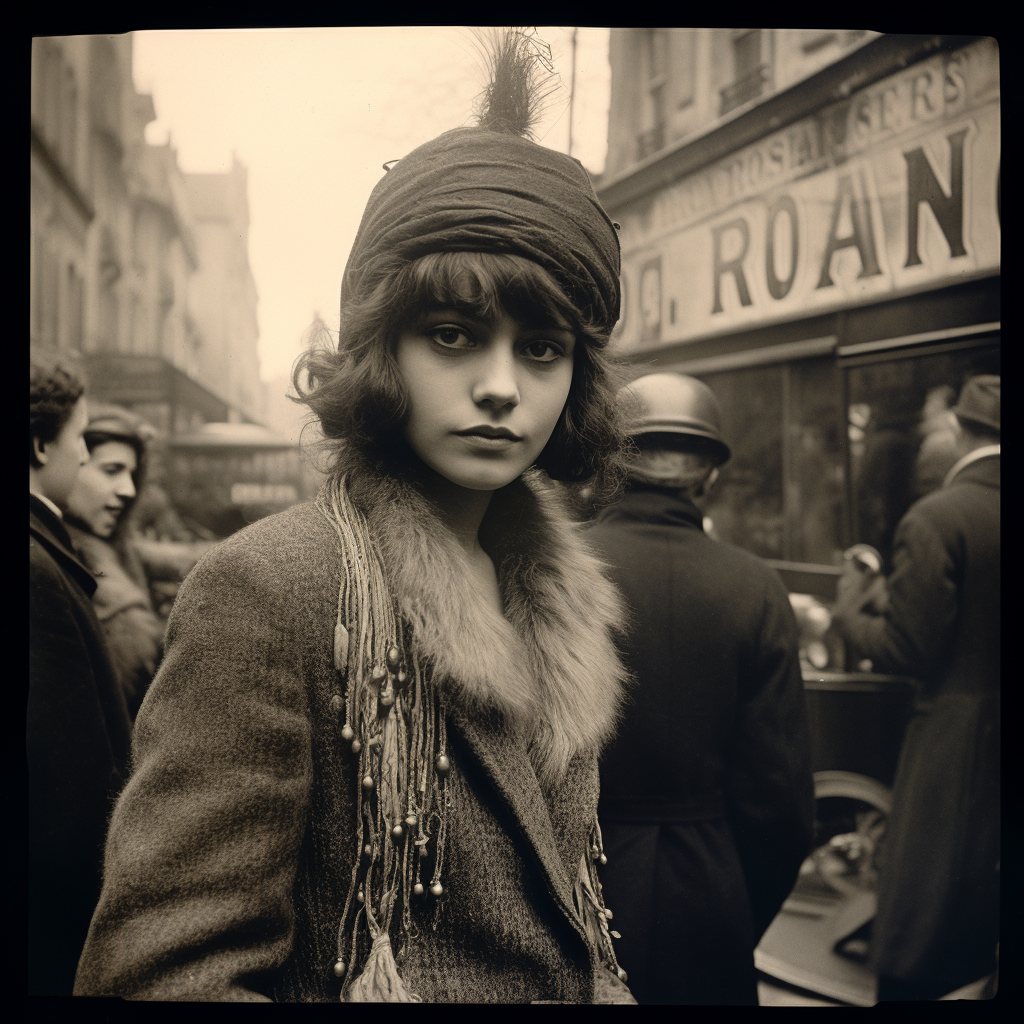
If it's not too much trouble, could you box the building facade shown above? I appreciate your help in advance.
[600,31,1000,593]
[30,33,266,435]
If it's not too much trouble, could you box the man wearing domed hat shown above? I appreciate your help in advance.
[586,372,815,1004]
[834,374,1000,1000]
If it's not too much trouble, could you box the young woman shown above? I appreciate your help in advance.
[75,32,633,1003]
[64,405,165,721]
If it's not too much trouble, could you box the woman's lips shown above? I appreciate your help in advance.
[454,434,521,450]
[453,427,523,449]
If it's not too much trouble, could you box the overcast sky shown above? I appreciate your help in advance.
[131,27,612,389]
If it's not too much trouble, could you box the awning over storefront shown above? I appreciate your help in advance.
[82,353,238,427]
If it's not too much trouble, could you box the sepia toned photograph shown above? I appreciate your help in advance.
[30,27,999,1006]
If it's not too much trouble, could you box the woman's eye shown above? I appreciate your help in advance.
[429,326,472,349]
[523,340,563,363]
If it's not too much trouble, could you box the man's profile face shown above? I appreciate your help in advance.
[35,397,90,509]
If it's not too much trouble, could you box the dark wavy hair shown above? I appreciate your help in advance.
[293,251,630,506]
[30,346,86,467]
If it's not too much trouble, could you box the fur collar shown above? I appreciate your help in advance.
[343,457,628,783]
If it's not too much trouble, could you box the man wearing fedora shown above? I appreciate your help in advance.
[587,373,814,1004]
[834,374,1000,1001]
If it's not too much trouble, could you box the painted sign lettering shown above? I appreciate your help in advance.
[610,38,1000,351]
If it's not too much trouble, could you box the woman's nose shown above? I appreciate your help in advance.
[472,347,520,410]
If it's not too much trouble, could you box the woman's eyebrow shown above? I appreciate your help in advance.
[417,302,575,337]
[417,303,488,322]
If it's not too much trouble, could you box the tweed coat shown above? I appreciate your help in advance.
[833,454,1000,991]
[74,471,634,1003]
[587,484,815,1004]
[28,495,133,996]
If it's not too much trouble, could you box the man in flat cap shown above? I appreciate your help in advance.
[833,374,1000,1001]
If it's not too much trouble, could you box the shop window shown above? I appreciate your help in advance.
[787,358,846,566]
[844,340,1000,569]
[697,358,846,566]
[699,364,785,560]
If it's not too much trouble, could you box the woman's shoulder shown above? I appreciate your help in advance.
[185,500,341,596]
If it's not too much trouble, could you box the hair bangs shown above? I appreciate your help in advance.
[401,251,588,338]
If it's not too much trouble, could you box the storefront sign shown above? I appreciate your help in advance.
[611,38,1000,351]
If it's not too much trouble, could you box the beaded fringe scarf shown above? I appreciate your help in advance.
[317,477,626,1001]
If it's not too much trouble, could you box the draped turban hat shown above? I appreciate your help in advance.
[340,126,622,339]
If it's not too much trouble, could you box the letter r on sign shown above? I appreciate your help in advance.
[711,218,753,314]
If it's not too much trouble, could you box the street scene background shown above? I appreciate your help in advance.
[30,28,1000,1005]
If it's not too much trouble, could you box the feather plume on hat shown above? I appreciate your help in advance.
[471,27,560,139]
[340,27,621,336]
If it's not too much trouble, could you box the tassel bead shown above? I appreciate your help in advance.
[351,739,362,754]
[363,844,373,858]
[611,930,622,939]
[330,695,344,714]
[413,882,424,896]
[333,623,349,671]
[362,775,374,790]
[387,646,401,670]
[600,854,608,865]
[333,958,346,978]
[341,722,354,740]
[392,823,404,840]
[436,754,450,775]
[430,882,444,897]
[356,889,364,903]
[404,813,418,828]
[396,669,407,686]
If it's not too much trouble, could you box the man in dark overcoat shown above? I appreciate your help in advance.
[588,373,814,1004]
[29,349,133,996]
[833,374,1000,1001]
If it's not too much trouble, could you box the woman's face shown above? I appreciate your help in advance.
[67,440,138,539]
[395,304,576,492]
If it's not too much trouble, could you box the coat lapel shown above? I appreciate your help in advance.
[30,498,98,597]
[447,700,588,943]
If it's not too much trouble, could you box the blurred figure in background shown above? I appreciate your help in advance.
[913,386,960,500]
[833,375,1000,1001]
[129,441,221,622]
[65,405,165,721]
[587,373,815,1004]
[29,349,132,995]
